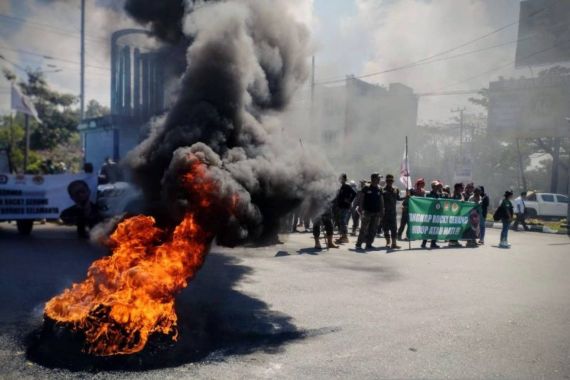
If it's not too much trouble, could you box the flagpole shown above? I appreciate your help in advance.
[24,114,29,173]
[406,136,411,251]
[405,136,409,188]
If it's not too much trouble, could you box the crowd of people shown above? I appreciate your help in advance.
[289,173,521,251]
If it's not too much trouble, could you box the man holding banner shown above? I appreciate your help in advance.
[408,196,481,245]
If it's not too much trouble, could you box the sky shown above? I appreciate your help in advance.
[0,0,563,123]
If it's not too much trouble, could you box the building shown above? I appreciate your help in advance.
[79,29,167,174]
[314,77,418,176]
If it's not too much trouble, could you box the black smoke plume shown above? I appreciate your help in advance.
[126,0,335,245]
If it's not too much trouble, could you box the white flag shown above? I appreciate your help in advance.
[399,148,411,189]
[11,84,41,123]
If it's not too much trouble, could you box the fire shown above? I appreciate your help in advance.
[44,160,235,356]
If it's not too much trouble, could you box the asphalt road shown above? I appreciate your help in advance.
[1,222,569,379]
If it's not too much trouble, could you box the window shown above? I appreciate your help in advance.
[527,193,536,201]
[556,195,569,204]
[541,194,555,202]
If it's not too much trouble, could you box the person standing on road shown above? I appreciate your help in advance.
[448,183,465,248]
[512,192,530,231]
[421,181,441,249]
[382,174,402,249]
[351,180,366,236]
[356,173,384,250]
[313,202,338,250]
[335,173,357,244]
[466,188,482,248]
[397,188,411,241]
[498,190,514,248]
[479,186,490,245]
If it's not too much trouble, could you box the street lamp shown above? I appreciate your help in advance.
[566,117,570,235]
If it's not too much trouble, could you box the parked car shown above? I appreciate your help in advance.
[524,192,568,219]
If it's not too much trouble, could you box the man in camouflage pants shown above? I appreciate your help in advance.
[382,174,402,249]
[355,173,384,250]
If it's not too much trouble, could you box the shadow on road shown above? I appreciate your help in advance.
[25,253,309,372]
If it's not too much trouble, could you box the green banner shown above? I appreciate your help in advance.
[408,197,482,241]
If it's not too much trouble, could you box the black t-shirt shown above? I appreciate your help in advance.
[362,185,382,212]
[336,184,357,209]
[382,186,400,214]
[481,195,490,217]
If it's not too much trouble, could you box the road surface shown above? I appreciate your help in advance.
[1,222,569,379]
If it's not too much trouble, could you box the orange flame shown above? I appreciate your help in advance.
[45,160,234,356]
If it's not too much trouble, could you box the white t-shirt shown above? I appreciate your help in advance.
[514,196,525,214]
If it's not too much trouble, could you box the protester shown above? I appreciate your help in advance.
[334,174,356,244]
[498,190,514,248]
[99,157,123,184]
[376,175,385,237]
[356,173,384,250]
[60,180,101,239]
[351,180,366,236]
[448,183,465,248]
[512,191,530,231]
[442,185,449,197]
[397,188,411,241]
[382,174,402,249]
[463,182,475,202]
[479,186,489,245]
[421,180,441,249]
[412,178,426,197]
[313,202,338,249]
[465,188,482,248]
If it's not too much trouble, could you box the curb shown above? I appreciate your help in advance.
[485,221,568,235]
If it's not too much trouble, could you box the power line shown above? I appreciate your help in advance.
[438,39,570,91]
[0,46,110,72]
[316,36,532,85]
[316,1,562,86]
[0,54,28,73]
[416,90,481,97]
[1,52,110,79]
[316,21,519,85]
[0,13,107,45]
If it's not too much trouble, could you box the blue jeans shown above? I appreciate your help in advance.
[479,216,486,241]
[501,220,510,242]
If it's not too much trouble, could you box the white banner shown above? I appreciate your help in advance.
[399,148,411,189]
[0,173,97,220]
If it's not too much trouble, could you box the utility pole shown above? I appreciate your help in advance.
[516,138,528,191]
[452,108,466,161]
[80,0,86,120]
[550,137,561,193]
[451,108,467,183]
[566,117,570,236]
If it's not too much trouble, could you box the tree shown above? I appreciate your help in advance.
[17,69,79,151]
[467,81,569,194]
[1,69,83,173]
[85,99,110,118]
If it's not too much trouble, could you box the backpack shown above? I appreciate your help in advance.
[493,205,504,221]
